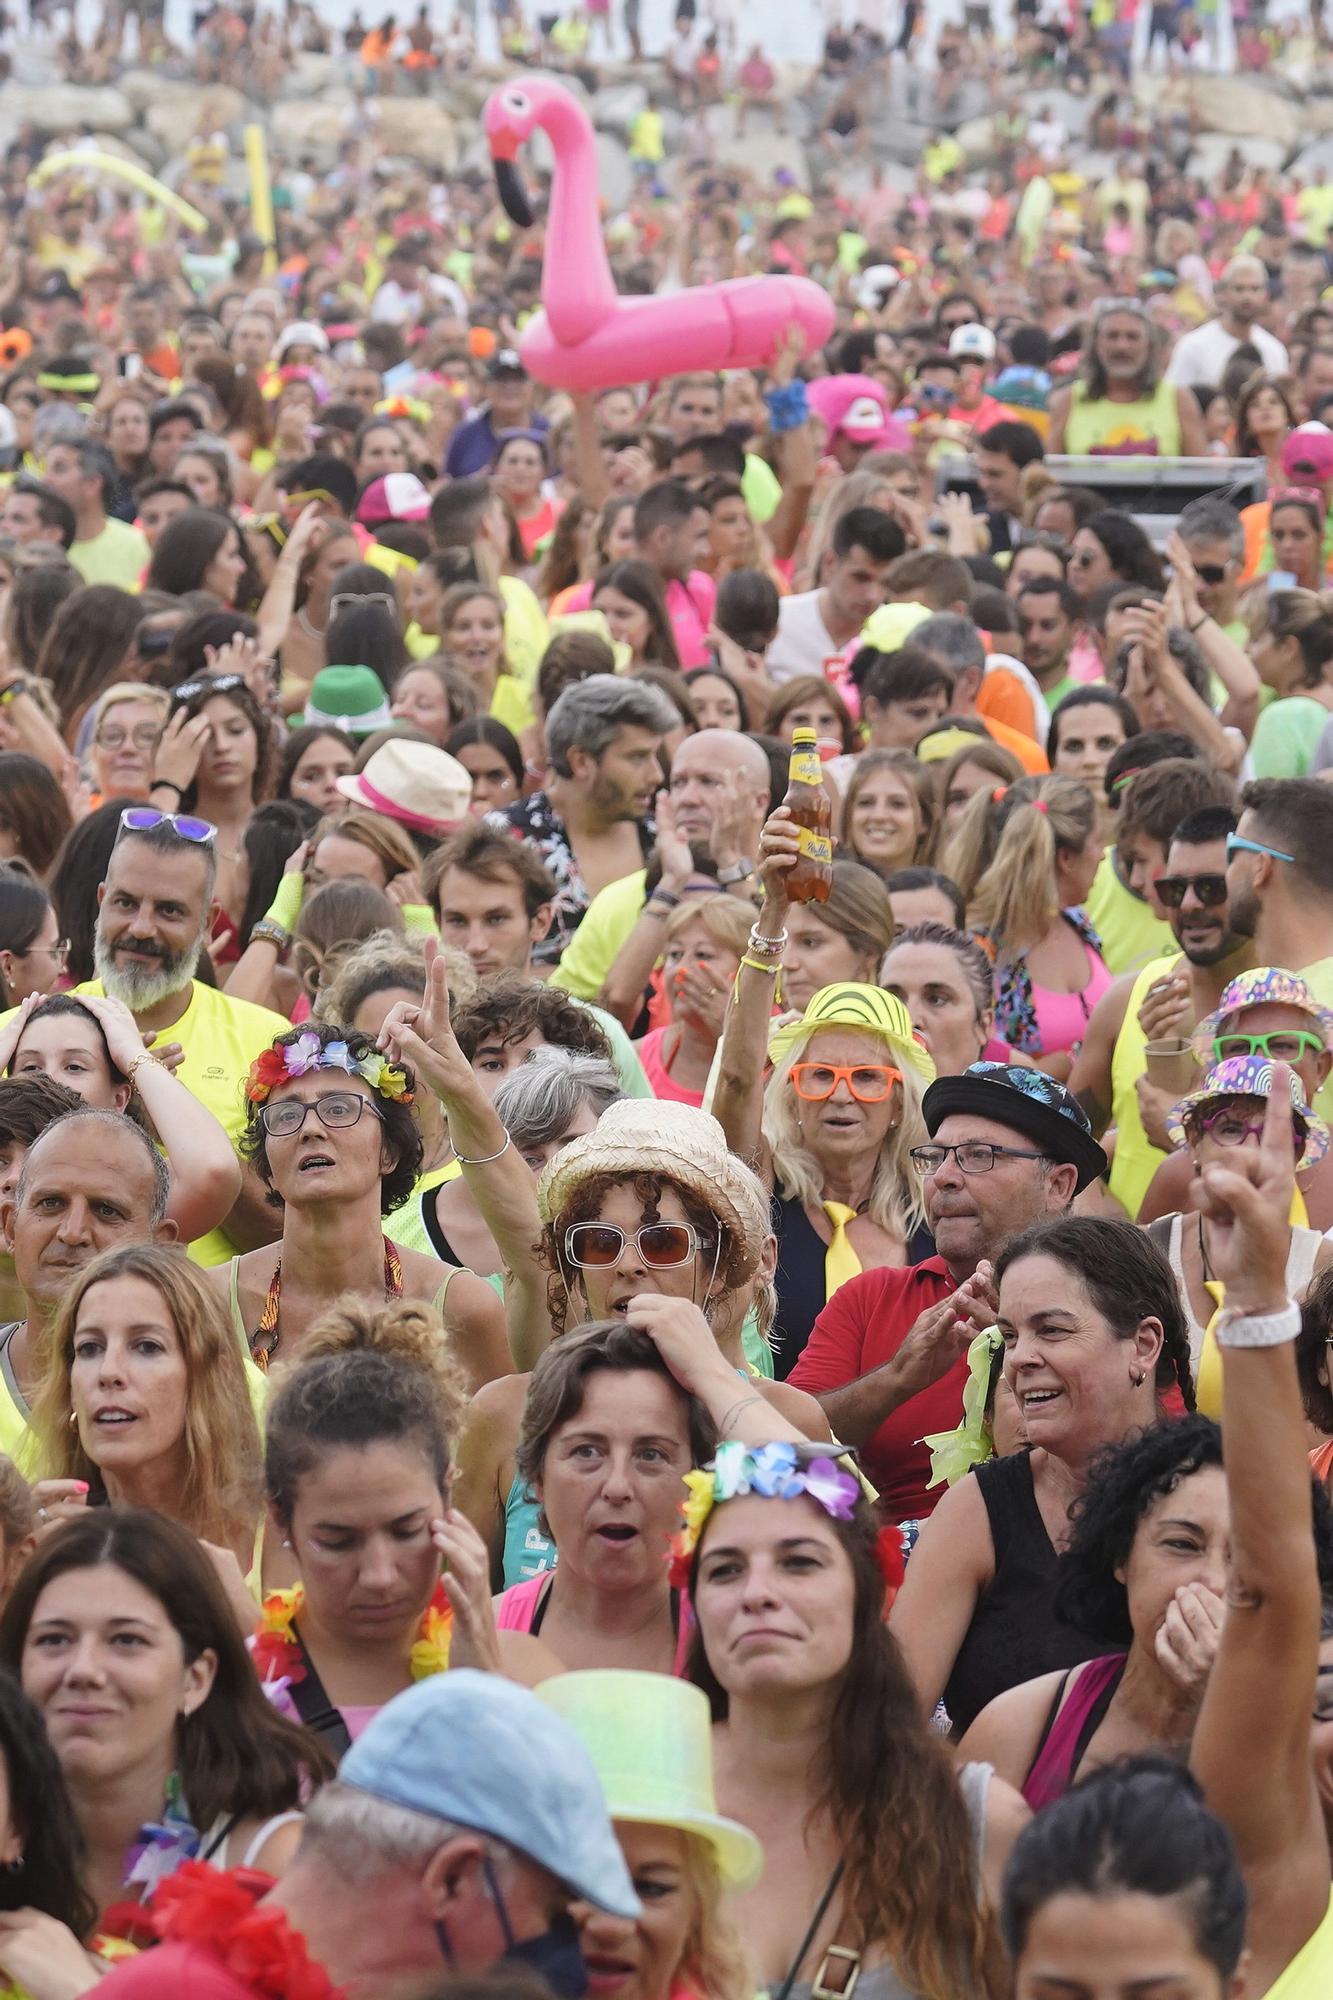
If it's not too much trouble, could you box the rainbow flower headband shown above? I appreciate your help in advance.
[668,1441,860,1586]
[246,1032,413,1107]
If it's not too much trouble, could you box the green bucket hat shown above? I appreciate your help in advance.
[300,665,393,739]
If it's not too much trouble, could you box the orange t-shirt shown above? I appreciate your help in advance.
[981,711,1050,774]
[977,663,1044,744]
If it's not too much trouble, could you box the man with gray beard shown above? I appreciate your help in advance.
[82,809,288,1260]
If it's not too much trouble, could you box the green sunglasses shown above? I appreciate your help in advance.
[1212,1029,1326,1063]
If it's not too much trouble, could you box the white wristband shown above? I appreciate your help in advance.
[1214,1299,1301,1349]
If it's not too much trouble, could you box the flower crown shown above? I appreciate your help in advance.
[667,1441,904,1605]
[246,1031,413,1107]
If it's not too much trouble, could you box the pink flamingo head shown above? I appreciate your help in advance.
[483,80,549,161]
[485,79,592,232]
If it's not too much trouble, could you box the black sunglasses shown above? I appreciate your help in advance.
[1154,873,1228,909]
[1192,563,1230,585]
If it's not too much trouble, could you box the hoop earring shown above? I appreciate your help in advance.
[1131,1369,1146,1387]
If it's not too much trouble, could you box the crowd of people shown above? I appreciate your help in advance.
[1,2,1333,1996]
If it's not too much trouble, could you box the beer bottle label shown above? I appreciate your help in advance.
[788,750,822,786]
[796,828,833,864]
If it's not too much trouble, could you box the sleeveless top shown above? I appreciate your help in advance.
[1107,952,1177,1220]
[384,1165,507,1302]
[1157,1210,1322,1385]
[1263,1890,1333,1999]
[781,1762,993,2000]
[225,1255,460,1348]
[1064,376,1182,456]
[990,910,1112,1060]
[771,1198,935,1382]
[1021,1654,1127,1810]
[942,1452,1107,1735]
[495,1572,692,1676]
[503,1476,558,1587]
[634,1026,706,1107]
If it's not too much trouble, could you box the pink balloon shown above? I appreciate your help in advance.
[484,79,835,394]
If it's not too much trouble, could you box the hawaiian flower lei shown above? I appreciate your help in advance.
[246,1033,413,1107]
[666,1440,905,1608]
[143,1859,343,1999]
[251,1581,451,1692]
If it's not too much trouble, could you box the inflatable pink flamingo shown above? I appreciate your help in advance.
[484,78,835,393]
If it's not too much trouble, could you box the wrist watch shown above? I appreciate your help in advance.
[717,860,754,886]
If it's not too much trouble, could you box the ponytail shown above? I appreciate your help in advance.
[947,774,1097,958]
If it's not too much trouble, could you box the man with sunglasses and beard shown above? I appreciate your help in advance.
[1070,806,1254,1221]
[57,809,287,1262]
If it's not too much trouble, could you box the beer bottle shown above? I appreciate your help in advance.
[782,726,834,904]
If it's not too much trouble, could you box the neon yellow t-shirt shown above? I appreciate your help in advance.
[1086,849,1175,977]
[406,577,549,685]
[69,979,290,1266]
[70,519,150,590]
[549,872,648,1001]
[741,453,782,526]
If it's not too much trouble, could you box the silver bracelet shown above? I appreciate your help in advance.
[1214,1299,1301,1348]
[452,1132,512,1168]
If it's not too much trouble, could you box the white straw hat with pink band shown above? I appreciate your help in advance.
[336,739,472,836]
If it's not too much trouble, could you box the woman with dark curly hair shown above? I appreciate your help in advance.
[0,1665,100,1995]
[684,1442,1010,2000]
[208,1020,509,1391]
[958,1416,1231,1804]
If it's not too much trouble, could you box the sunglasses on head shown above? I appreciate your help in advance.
[172,672,247,705]
[118,806,216,844]
[330,591,398,619]
[1153,872,1228,909]
[563,1222,705,1270]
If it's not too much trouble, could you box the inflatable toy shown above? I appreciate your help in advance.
[484,79,834,392]
[29,152,208,233]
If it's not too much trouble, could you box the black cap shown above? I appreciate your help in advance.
[922,1062,1107,1193]
[487,347,526,380]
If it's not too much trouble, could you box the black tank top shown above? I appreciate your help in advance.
[942,1451,1105,1736]
[769,1197,935,1381]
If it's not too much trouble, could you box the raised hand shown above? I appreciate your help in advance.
[757,804,801,911]
[377,936,474,1103]
[151,707,211,796]
[1191,1061,1298,1312]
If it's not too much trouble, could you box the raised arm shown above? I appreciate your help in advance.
[712,807,794,1173]
[597,791,694,1028]
[80,994,242,1245]
[378,941,552,1370]
[1190,1066,1331,1992]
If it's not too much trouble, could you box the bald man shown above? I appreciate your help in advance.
[1166,255,1288,386]
[548,728,772,1005]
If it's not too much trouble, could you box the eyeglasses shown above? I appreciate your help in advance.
[563,1222,705,1270]
[330,591,398,619]
[1192,562,1230,585]
[1213,1029,1325,1062]
[1154,873,1228,909]
[910,1141,1050,1175]
[118,806,216,844]
[171,673,247,705]
[15,937,68,965]
[1226,833,1296,865]
[791,1062,901,1103]
[95,722,162,752]
[1190,1108,1307,1161]
[259,1090,382,1138]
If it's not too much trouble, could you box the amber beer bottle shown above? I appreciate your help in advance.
[782,727,834,903]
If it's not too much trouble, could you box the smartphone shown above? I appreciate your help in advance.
[1268,570,1299,591]
[119,352,142,379]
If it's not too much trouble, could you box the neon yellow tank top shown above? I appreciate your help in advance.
[1107,953,1178,1221]
[1263,1889,1333,2000]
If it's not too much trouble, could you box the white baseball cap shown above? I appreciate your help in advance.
[948,322,997,362]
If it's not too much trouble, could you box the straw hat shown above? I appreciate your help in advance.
[336,738,472,836]
[536,1671,763,1891]
[1168,1055,1330,1165]
[536,1100,769,1279]
[768,983,936,1085]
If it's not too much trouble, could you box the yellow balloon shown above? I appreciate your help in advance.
[29,150,209,233]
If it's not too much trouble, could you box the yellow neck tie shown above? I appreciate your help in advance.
[822,1201,863,1301]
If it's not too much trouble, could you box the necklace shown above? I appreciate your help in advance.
[250,1235,405,1370]
[296,604,325,638]
[253,1577,452,1687]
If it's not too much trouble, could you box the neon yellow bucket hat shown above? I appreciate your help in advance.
[768,983,936,1085]
[535,1670,764,1891]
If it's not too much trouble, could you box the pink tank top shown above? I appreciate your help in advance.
[634,1027,705,1107]
[1027,940,1113,1058]
[1022,1653,1126,1810]
[495,1573,693,1676]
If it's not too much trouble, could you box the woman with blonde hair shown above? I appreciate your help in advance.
[842,748,933,879]
[85,680,170,805]
[437,580,538,752]
[941,772,1109,1075]
[32,1242,263,1611]
[540,1670,759,2000]
[636,893,754,1108]
[715,813,935,1375]
[306,804,421,894]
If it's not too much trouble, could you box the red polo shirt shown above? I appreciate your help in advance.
[788,1256,969,1523]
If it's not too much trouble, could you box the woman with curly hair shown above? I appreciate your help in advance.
[958,1415,1234,1804]
[209,1021,509,1392]
[683,1443,1010,2000]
